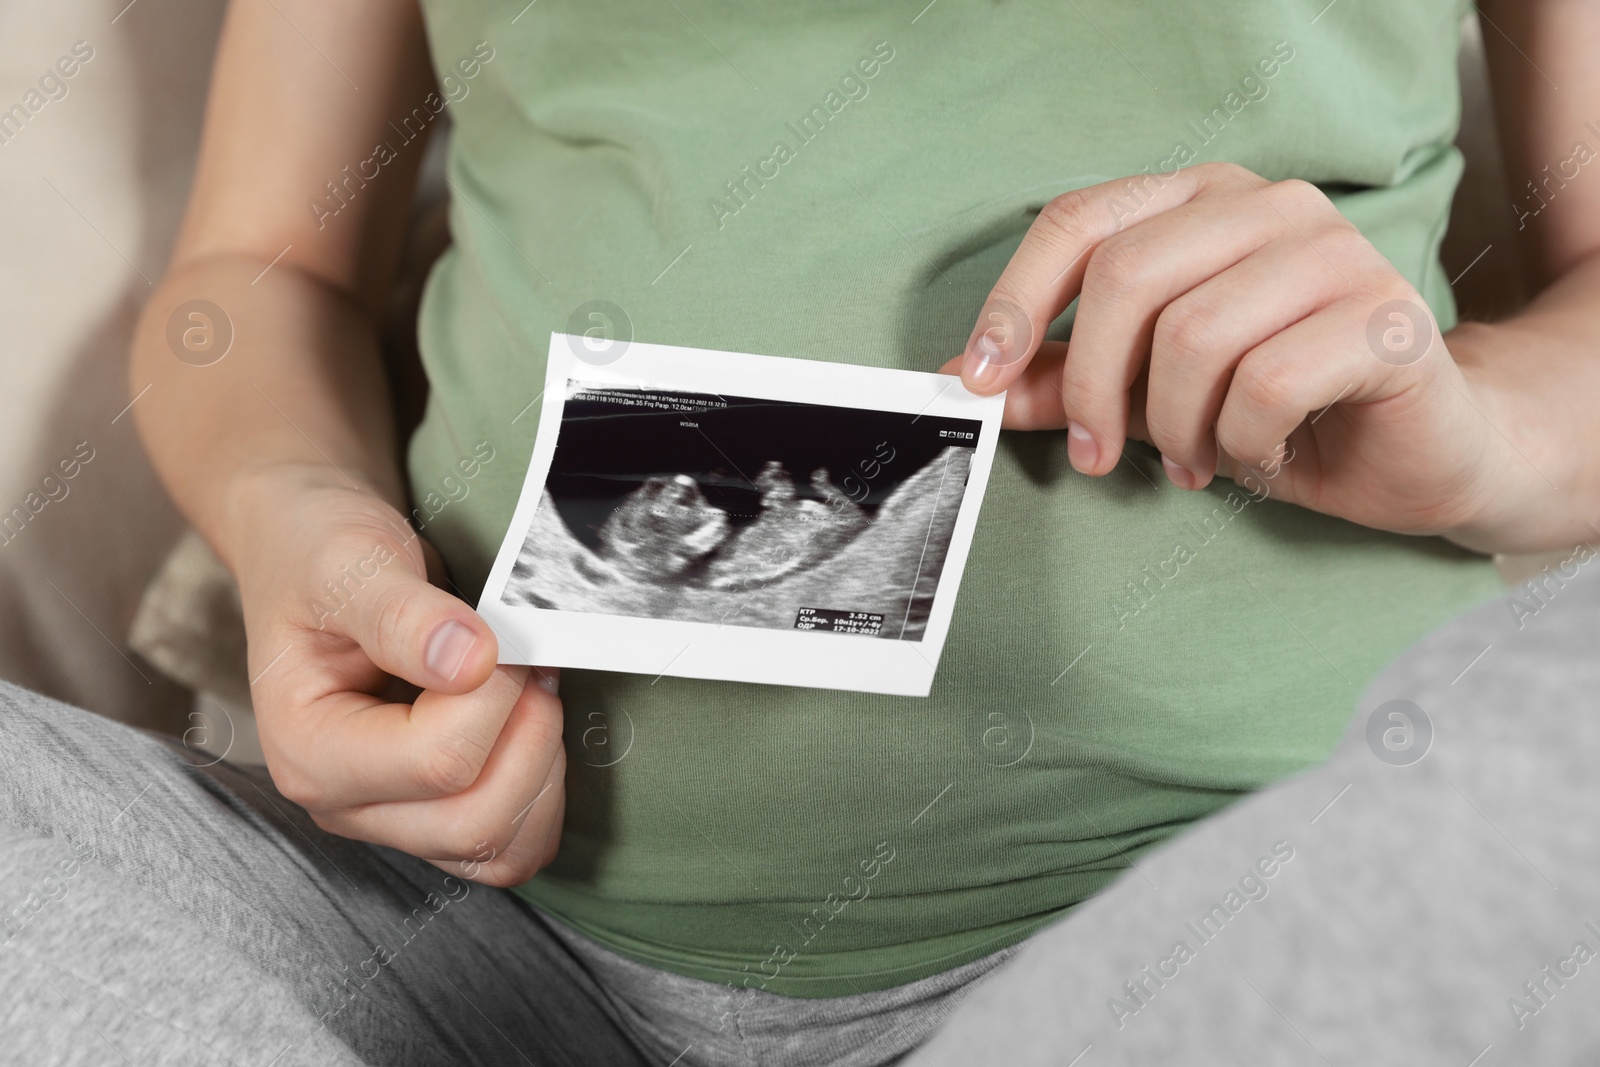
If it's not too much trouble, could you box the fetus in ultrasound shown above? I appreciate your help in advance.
[503,446,971,639]
[595,473,731,582]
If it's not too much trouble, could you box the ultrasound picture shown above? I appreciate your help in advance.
[500,382,983,640]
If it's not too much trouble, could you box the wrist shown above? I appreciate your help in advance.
[214,460,402,577]
[1439,323,1565,554]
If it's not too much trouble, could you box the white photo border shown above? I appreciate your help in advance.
[476,333,1006,697]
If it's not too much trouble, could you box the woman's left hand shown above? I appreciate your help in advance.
[941,162,1512,539]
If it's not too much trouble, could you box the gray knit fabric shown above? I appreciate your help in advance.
[915,566,1600,1065]
[0,680,1007,1066]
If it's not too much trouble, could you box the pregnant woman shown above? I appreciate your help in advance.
[4,0,1598,1063]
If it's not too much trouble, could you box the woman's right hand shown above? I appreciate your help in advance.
[229,463,566,887]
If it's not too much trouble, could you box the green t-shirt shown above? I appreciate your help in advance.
[411,0,1495,997]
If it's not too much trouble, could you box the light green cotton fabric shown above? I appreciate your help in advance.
[409,0,1496,996]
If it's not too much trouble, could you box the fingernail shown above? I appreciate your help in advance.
[1066,421,1099,472]
[534,668,561,695]
[425,620,477,682]
[963,331,1004,388]
[1161,455,1197,490]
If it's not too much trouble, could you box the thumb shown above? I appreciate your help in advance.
[325,549,499,694]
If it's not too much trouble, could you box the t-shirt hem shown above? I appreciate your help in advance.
[516,890,1066,998]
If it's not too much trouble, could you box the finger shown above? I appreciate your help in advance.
[268,664,540,809]
[320,543,498,694]
[1142,237,1347,489]
[958,164,1244,396]
[323,669,565,864]
[427,746,567,888]
[940,342,1072,430]
[1061,186,1305,477]
[1215,298,1415,474]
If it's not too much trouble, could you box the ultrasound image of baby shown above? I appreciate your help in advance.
[501,446,971,640]
[594,473,732,582]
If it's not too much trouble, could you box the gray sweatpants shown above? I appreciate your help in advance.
[0,683,1013,1067]
[3,566,1598,1065]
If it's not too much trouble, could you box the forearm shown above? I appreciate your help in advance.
[130,254,404,572]
[1446,249,1600,555]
